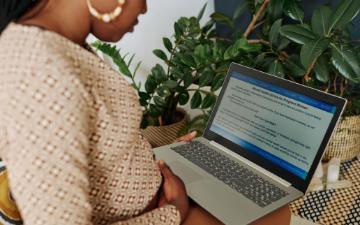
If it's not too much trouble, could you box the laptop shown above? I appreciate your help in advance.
[154,63,346,225]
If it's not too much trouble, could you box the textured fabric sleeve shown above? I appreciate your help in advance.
[111,205,181,225]
[2,70,182,225]
[2,71,94,225]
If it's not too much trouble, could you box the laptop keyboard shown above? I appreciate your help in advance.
[171,141,288,207]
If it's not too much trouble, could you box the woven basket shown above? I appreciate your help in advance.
[141,109,189,148]
[323,115,360,162]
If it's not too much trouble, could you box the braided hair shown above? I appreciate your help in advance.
[0,0,38,33]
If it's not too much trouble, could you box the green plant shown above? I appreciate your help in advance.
[93,4,262,134]
[236,0,360,116]
[93,0,360,136]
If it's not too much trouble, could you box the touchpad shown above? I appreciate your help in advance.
[169,161,203,184]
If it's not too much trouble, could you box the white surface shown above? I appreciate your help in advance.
[327,157,341,182]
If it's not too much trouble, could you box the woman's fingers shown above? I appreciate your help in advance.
[158,160,173,179]
[177,131,197,142]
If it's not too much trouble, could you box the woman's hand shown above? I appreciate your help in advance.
[158,160,189,222]
[176,131,197,142]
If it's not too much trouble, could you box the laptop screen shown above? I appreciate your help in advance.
[209,71,337,180]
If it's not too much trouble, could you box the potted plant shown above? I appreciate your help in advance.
[92,5,262,147]
[93,0,360,158]
[212,0,360,161]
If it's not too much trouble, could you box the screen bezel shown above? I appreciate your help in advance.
[203,63,347,193]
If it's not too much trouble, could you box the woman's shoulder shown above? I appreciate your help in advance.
[0,23,95,97]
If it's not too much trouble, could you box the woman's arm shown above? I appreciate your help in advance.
[2,64,182,225]
[3,71,94,224]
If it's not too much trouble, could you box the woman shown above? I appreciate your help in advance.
[0,0,290,224]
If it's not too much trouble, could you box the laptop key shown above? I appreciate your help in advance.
[171,141,289,208]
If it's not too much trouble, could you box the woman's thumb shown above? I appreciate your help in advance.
[158,160,173,179]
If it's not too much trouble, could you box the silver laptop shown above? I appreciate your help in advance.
[154,63,346,225]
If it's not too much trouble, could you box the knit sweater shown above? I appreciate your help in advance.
[0,23,180,225]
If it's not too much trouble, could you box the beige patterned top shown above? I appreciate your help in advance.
[0,24,180,225]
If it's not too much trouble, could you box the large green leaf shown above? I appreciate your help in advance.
[211,74,225,91]
[178,92,190,105]
[300,38,329,68]
[202,20,215,34]
[234,38,261,52]
[183,73,193,88]
[145,77,157,94]
[268,0,284,20]
[277,38,291,51]
[199,68,214,87]
[93,42,132,77]
[328,0,360,32]
[194,44,211,63]
[280,25,316,45]
[268,60,285,78]
[179,53,196,67]
[233,1,249,20]
[153,49,167,61]
[174,22,182,38]
[330,43,360,82]
[163,80,178,89]
[284,0,304,23]
[210,12,234,28]
[269,19,282,47]
[197,3,207,21]
[201,94,217,109]
[311,6,332,37]
[191,91,202,109]
[314,55,330,83]
[156,86,171,97]
[224,38,261,60]
[163,37,173,52]
[171,67,184,79]
[151,64,166,82]
[284,55,306,77]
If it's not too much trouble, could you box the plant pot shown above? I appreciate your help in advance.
[141,108,189,148]
[323,115,360,162]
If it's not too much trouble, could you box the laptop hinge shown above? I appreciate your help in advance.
[209,141,292,188]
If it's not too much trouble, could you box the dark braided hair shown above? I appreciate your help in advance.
[0,0,38,33]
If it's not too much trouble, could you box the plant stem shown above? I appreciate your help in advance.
[166,40,181,79]
[188,88,213,95]
[333,74,337,94]
[212,36,232,42]
[340,77,346,97]
[248,39,270,45]
[158,116,163,126]
[253,20,265,30]
[244,0,270,38]
[324,81,331,93]
[304,61,316,82]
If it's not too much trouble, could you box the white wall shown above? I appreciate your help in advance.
[88,0,214,79]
